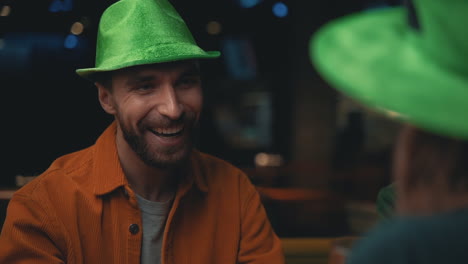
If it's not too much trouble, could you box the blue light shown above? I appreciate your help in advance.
[222,36,257,80]
[49,0,73,13]
[239,0,262,8]
[64,34,78,49]
[272,2,288,18]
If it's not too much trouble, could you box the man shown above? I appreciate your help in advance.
[310,0,468,263]
[0,0,285,263]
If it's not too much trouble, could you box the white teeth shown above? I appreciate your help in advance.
[154,124,183,135]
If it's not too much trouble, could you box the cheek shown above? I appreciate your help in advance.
[117,97,151,124]
[182,89,203,114]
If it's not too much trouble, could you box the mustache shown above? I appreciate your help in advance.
[142,111,197,128]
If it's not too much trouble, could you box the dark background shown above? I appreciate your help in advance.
[1,0,399,184]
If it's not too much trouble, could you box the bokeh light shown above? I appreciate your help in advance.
[70,22,84,35]
[272,2,288,18]
[206,21,222,35]
[239,0,262,8]
[64,34,78,49]
[1,5,11,17]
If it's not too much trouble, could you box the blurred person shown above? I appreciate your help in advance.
[310,0,468,263]
[0,0,285,263]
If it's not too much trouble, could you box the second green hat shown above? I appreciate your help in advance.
[309,0,468,140]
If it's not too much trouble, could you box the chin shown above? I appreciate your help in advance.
[146,146,192,169]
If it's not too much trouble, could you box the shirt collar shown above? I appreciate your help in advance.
[92,121,127,196]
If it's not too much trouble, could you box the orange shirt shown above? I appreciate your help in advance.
[0,122,285,264]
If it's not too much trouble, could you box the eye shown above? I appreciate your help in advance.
[137,83,154,91]
[179,76,201,87]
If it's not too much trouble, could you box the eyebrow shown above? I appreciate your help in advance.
[125,75,155,87]
[180,64,201,78]
[124,63,201,86]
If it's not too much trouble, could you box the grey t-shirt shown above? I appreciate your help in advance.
[135,193,174,264]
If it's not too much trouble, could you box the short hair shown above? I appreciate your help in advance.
[93,72,114,91]
[407,128,468,191]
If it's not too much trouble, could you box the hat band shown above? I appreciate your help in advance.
[95,42,207,70]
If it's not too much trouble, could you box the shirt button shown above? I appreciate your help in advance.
[129,224,140,235]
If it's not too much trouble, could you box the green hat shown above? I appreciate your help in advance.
[76,0,220,80]
[309,0,468,140]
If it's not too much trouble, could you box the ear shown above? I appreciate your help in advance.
[393,125,419,213]
[95,82,117,115]
[393,125,414,187]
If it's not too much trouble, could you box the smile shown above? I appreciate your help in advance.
[151,124,184,137]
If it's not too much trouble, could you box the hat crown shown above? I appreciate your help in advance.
[309,0,468,140]
[95,0,197,68]
[75,0,220,80]
[412,0,468,75]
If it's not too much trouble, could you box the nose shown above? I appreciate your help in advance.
[158,85,183,120]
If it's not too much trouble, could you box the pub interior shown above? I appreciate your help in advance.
[1,0,403,263]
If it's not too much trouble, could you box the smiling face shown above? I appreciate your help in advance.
[96,60,203,169]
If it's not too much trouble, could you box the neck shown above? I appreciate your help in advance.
[128,169,178,202]
[396,184,468,216]
[115,128,180,202]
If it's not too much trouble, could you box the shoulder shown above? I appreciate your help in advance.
[346,219,414,264]
[194,150,244,173]
[193,150,248,180]
[348,212,468,264]
[191,150,254,192]
[13,146,94,203]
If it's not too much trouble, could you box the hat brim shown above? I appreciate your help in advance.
[310,7,468,140]
[76,50,220,81]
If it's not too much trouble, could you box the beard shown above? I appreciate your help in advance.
[120,112,198,169]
